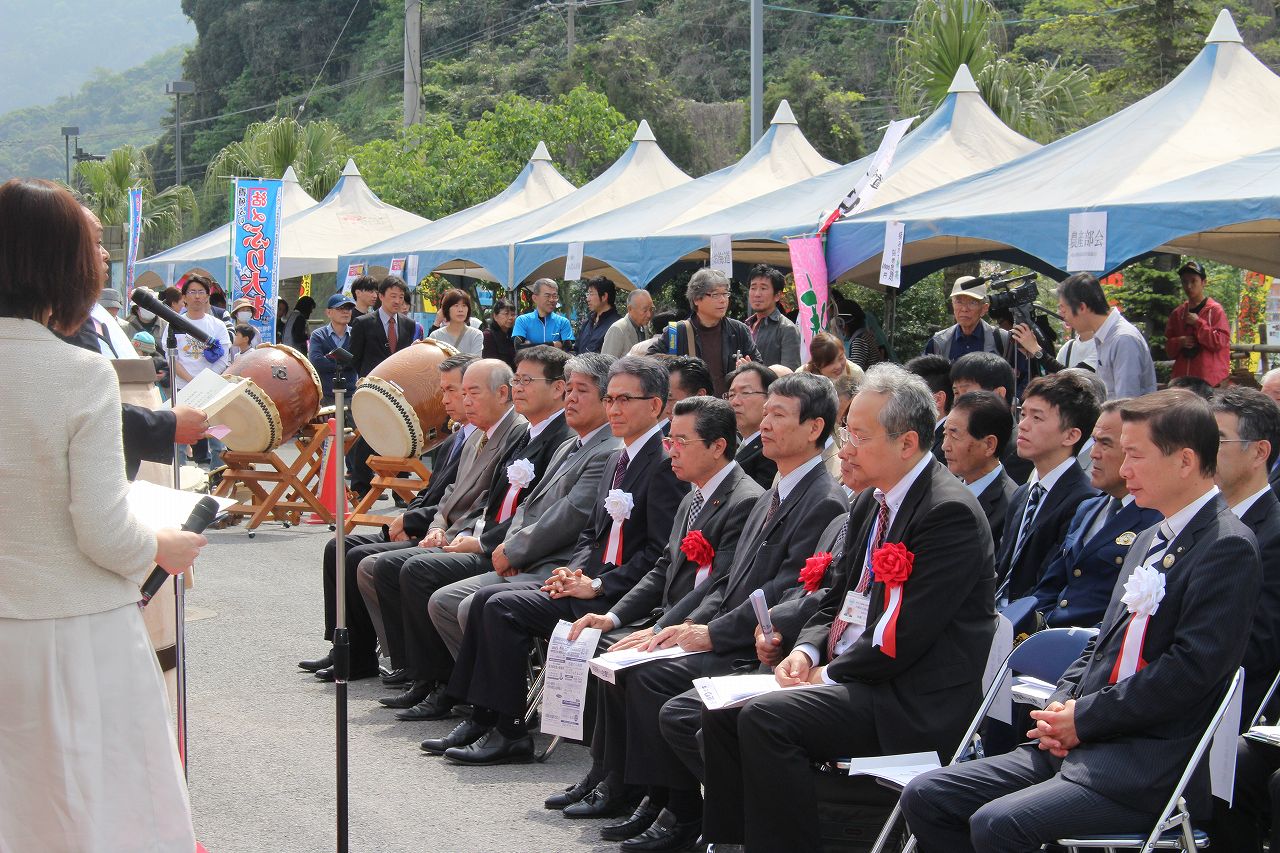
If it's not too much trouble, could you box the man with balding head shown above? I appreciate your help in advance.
[603,289,654,359]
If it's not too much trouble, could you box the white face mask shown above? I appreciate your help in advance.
[137,308,156,323]
[235,310,253,322]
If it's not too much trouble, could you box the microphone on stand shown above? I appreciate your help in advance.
[130,289,215,346]
[139,496,221,606]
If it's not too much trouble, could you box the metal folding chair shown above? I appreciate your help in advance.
[869,626,1099,853]
[1055,667,1244,853]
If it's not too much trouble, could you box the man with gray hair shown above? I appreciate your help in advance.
[513,277,575,351]
[602,288,654,358]
[699,362,998,852]
[651,268,759,397]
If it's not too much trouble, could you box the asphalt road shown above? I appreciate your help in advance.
[184,514,608,853]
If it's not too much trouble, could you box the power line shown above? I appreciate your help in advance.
[298,0,366,118]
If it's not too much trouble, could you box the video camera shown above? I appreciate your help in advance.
[978,270,1062,358]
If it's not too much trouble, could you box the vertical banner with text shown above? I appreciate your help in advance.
[230,177,283,345]
[125,187,143,298]
[789,235,830,362]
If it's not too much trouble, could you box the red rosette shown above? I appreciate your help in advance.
[799,552,834,594]
[680,529,715,567]
[871,541,914,586]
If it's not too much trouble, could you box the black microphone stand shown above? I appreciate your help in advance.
[327,347,354,853]
[164,321,192,776]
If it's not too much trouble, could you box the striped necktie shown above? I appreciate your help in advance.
[611,451,630,489]
[1013,483,1046,559]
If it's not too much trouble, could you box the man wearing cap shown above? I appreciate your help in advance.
[309,294,358,406]
[98,288,128,328]
[1165,260,1230,387]
[924,277,1012,363]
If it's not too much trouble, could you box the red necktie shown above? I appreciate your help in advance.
[387,316,398,353]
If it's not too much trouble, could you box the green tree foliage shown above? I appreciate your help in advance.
[203,116,349,207]
[762,61,866,164]
[896,0,1093,142]
[76,145,196,254]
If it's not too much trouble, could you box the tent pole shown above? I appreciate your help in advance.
[884,288,897,354]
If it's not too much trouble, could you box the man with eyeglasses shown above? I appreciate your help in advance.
[649,268,760,397]
[513,278,575,351]
[725,362,779,489]
[549,396,764,830]
[373,347,573,712]
[429,356,685,765]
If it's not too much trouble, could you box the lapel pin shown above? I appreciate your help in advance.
[1163,554,1175,568]
[1116,532,1136,546]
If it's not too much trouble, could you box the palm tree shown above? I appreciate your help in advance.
[76,145,196,253]
[203,116,349,205]
[895,0,1092,143]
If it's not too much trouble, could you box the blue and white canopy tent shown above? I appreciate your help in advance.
[514,100,839,287]
[824,10,1280,286]
[341,141,577,280]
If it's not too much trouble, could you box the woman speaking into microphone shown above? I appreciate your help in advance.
[0,178,206,851]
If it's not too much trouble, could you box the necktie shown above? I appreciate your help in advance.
[446,432,464,466]
[762,488,781,527]
[830,520,849,561]
[477,433,489,453]
[1142,524,1171,567]
[611,451,630,489]
[1013,483,1046,560]
[1108,496,1124,521]
[828,494,889,660]
[387,316,398,353]
[569,438,584,456]
[687,490,705,530]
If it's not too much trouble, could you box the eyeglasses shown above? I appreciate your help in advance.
[662,436,712,451]
[838,426,904,447]
[602,394,656,407]
[703,290,731,300]
[1219,438,1254,445]
[723,390,767,402]
[511,375,557,387]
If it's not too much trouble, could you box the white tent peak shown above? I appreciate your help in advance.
[1206,8,1242,44]
[341,158,361,176]
[771,100,797,125]
[633,120,657,142]
[949,64,980,94]
[531,141,552,161]
[282,165,300,184]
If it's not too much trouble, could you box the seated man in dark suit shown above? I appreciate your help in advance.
[906,354,953,464]
[548,396,764,819]
[573,373,849,849]
[996,372,1099,603]
[298,353,477,681]
[698,363,997,852]
[725,362,779,489]
[1030,398,1162,629]
[426,356,686,765]
[951,351,1031,484]
[902,389,1261,852]
[943,390,1017,550]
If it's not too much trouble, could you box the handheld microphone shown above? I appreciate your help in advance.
[130,288,214,346]
[139,496,221,606]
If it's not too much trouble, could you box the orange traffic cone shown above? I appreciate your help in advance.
[307,417,344,525]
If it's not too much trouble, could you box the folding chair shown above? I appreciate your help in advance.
[1056,667,1243,852]
[869,626,1098,853]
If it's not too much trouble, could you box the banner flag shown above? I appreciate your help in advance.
[229,178,283,345]
[817,116,915,235]
[789,235,829,362]
[125,187,143,297]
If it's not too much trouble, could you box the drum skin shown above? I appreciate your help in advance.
[352,338,455,458]
[220,344,323,452]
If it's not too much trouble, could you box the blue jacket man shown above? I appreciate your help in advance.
[308,293,358,404]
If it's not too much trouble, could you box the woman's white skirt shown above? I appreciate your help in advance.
[0,604,195,853]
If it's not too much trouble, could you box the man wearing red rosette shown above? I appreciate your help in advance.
[699,362,998,852]
[550,396,763,823]
[902,389,1260,852]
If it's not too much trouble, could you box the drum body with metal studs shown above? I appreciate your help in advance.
[351,338,455,459]
[219,344,323,452]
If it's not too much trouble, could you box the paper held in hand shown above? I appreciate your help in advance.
[692,673,821,711]
[127,480,238,530]
[175,369,249,418]
[588,645,698,684]
[540,620,602,740]
[845,752,941,789]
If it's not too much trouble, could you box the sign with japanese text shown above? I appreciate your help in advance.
[389,257,407,279]
[1067,211,1107,272]
[879,221,906,288]
[788,235,829,362]
[818,116,915,235]
[564,242,585,281]
[229,178,283,345]
[125,187,143,297]
[709,234,733,277]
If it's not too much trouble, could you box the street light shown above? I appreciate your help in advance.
[166,81,195,187]
[61,126,79,186]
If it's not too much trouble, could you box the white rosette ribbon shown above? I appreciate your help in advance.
[1109,565,1166,683]
[603,489,634,565]
[497,458,537,523]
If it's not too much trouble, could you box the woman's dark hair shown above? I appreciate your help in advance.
[439,288,472,322]
[806,331,845,371]
[0,179,98,332]
[159,286,182,307]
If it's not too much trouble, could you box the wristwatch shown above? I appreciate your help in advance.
[590,577,603,596]
[1032,349,1045,361]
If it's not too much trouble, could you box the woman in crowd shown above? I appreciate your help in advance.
[801,330,866,386]
[482,297,517,366]
[0,178,206,851]
[428,287,484,355]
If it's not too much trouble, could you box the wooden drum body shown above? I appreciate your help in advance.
[352,338,455,458]
[219,344,323,452]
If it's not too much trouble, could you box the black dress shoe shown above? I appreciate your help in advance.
[394,686,457,721]
[601,797,663,840]
[442,728,534,765]
[313,664,379,682]
[298,652,333,672]
[545,774,601,810]
[620,809,702,852]
[563,780,642,819]
[420,718,489,755]
[379,680,433,708]
[380,667,410,686]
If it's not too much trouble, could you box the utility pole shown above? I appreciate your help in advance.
[61,126,79,186]
[404,0,422,127]
[750,0,763,144]
[166,81,195,187]
[566,0,575,60]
